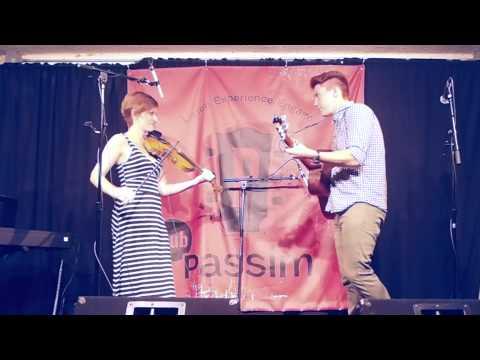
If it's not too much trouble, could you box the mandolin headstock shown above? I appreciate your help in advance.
[273,114,295,147]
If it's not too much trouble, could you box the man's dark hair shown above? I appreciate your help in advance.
[310,71,349,99]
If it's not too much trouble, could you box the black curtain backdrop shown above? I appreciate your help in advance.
[0,63,126,314]
[366,59,480,299]
[0,59,479,314]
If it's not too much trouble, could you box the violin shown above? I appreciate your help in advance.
[144,130,223,193]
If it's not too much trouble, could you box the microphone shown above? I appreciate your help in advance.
[148,60,164,98]
[83,121,100,134]
[440,77,453,105]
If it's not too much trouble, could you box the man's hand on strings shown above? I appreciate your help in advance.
[284,142,316,159]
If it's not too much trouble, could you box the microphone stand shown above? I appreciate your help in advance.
[95,70,108,296]
[222,175,302,306]
[445,78,462,166]
[77,64,158,87]
[441,77,461,298]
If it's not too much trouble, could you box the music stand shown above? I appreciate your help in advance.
[222,175,303,305]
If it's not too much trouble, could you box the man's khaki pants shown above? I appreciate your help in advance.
[334,202,390,314]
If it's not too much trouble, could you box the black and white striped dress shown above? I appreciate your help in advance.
[111,136,176,297]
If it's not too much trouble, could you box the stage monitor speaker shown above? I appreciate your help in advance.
[353,299,480,315]
[74,296,243,315]
[73,296,346,315]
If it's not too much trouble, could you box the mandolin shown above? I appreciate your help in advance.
[272,115,331,199]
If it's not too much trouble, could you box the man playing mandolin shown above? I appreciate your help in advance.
[285,71,390,314]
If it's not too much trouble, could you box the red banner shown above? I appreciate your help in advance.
[127,64,365,311]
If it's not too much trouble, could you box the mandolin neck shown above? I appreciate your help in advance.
[282,134,295,148]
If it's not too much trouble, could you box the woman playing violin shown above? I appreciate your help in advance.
[89,91,214,297]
